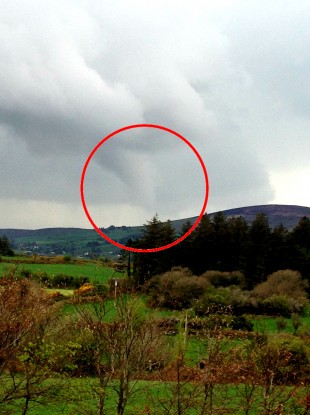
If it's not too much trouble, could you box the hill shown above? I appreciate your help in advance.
[208,204,310,230]
[1,204,309,258]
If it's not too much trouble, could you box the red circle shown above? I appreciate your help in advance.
[80,124,209,253]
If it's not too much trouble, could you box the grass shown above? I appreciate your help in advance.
[0,261,123,284]
[252,310,310,335]
[2,378,308,415]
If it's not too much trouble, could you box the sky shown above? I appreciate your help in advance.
[0,0,309,229]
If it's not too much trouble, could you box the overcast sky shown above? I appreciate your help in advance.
[0,0,309,229]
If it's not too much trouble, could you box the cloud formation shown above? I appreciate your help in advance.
[0,0,309,228]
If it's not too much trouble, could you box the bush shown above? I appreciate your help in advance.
[193,286,232,316]
[269,337,310,383]
[259,295,307,316]
[253,269,308,301]
[275,316,287,332]
[47,290,66,302]
[52,274,74,287]
[51,274,90,289]
[20,268,32,278]
[63,255,71,262]
[201,270,246,288]
[74,283,95,296]
[231,315,254,331]
[145,267,209,310]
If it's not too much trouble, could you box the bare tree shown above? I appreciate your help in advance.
[76,294,169,415]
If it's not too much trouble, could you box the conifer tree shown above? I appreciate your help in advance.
[0,235,14,256]
[246,213,271,287]
[131,215,177,287]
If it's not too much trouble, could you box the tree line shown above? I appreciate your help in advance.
[129,213,310,289]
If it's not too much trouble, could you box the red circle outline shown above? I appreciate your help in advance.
[80,124,209,253]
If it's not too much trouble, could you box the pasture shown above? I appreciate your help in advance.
[0,260,123,284]
[2,378,307,415]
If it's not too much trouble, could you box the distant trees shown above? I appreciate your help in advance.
[289,217,310,280]
[0,235,14,256]
[245,213,271,287]
[130,213,310,289]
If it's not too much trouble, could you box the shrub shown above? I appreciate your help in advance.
[259,295,307,316]
[253,269,308,301]
[193,286,231,316]
[276,317,287,332]
[291,313,303,334]
[201,270,246,288]
[50,274,90,289]
[231,315,254,331]
[74,283,95,297]
[52,273,74,288]
[20,268,32,278]
[269,336,310,383]
[145,267,209,309]
[47,290,66,302]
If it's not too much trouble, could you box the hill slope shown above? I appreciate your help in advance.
[1,204,309,258]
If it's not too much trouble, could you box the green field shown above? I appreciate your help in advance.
[0,261,123,284]
[252,308,310,334]
[2,378,307,415]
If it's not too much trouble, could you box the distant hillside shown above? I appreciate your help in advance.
[1,204,309,258]
[209,204,310,230]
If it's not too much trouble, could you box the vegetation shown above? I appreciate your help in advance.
[0,261,123,287]
[0,235,14,256]
[131,213,310,290]
[0,211,310,414]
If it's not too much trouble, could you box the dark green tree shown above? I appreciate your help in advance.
[246,213,271,287]
[190,214,214,275]
[210,211,231,270]
[227,216,249,272]
[0,235,14,256]
[174,220,195,270]
[132,215,177,287]
[267,224,290,274]
[289,216,310,280]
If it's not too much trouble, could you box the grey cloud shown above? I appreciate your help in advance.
[0,0,308,228]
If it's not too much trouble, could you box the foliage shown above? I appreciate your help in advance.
[0,235,14,256]
[145,267,209,309]
[132,215,178,286]
[201,270,246,288]
[276,316,287,333]
[130,213,310,288]
[74,282,95,296]
[75,294,170,415]
[0,277,73,413]
[0,261,121,285]
[253,269,308,301]
[231,316,254,331]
